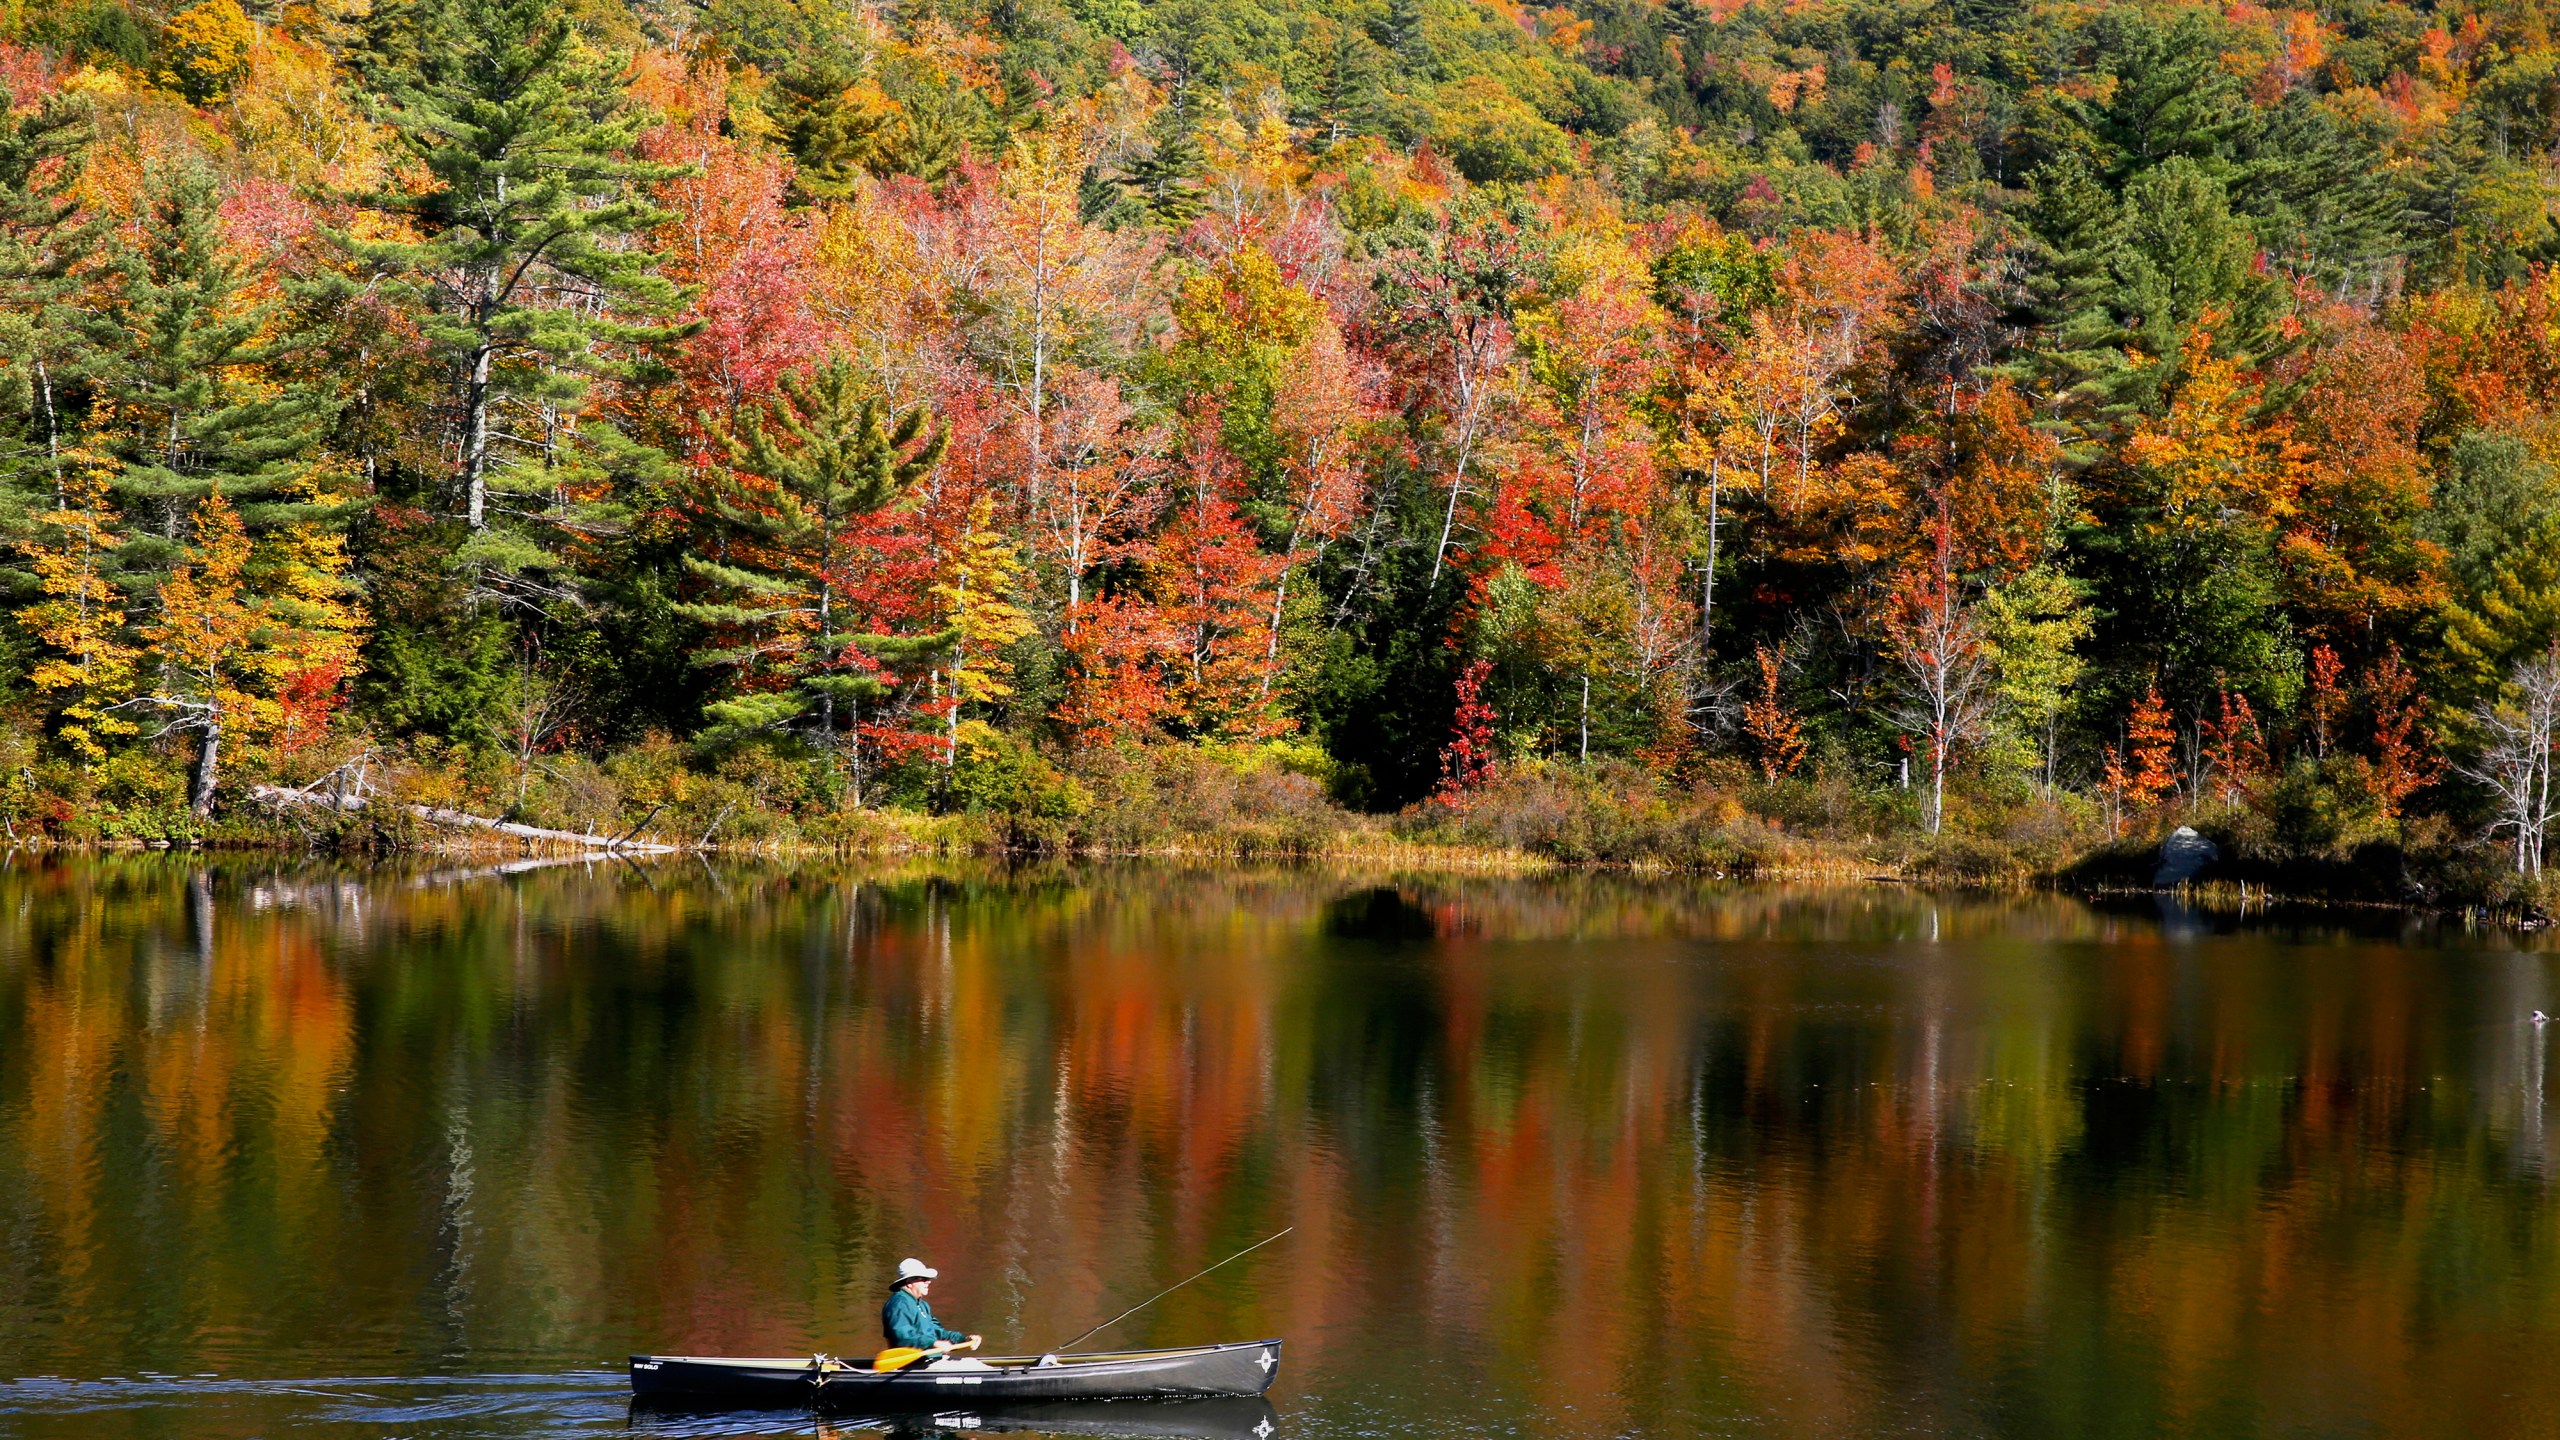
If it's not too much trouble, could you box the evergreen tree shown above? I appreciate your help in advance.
[2445,517,2560,699]
[2232,95,2404,300]
[678,359,947,756]
[2014,155,2125,398]
[1149,0,1240,100]
[1294,15,1391,148]
[2046,9,2251,185]
[2027,155,2283,419]
[880,74,973,183]
[1119,111,1207,229]
[342,0,690,537]
[95,161,331,587]
[2402,107,2550,286]
[777,58,905,200]
[1371,0,1430,72]
[0,91,109,523]
[351,506,515,743]
[2427,430,2560,596]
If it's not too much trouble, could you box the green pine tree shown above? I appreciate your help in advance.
[2403,106,2552,287]
[1151,0,1241,100]
[1371,0,1431,72]
[777,58,904,200]
[342,0,691,537]
[1121,112,1208,229]
[0,90,110,522]
[1294,15,1391,149]
[2046,9,2252,186]
[2025,154,2283,420]
[95,161,332,587]
[2428,430,2560,596]
[677,359,948,757]
[2232,94,2404,301]
[2445,516,2560,700]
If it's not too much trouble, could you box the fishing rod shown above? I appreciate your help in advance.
[1050,1226,1294,1354]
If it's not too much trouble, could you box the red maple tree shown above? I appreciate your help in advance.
[1439,658,1499,799]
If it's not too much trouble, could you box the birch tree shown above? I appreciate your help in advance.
[2461,647,2560,876]
[1885,521,1998,835]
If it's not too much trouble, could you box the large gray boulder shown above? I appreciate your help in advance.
[2153,825,2219,888]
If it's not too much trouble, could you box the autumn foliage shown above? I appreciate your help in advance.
[4,0,2560,869]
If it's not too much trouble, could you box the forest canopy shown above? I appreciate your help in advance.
[8,0,2560,880]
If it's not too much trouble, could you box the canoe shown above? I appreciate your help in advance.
[628,1339,1283,1411]
[631,1398,1282,1438]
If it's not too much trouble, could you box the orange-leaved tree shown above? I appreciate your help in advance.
[2123,326,2305,539]
[1513,214,1664,547]
[134,493,260,815]
[1150,441,1287,740]
[2275,323,2441,642]
[1057,595,1174,749]
[1742,645,1807,784]
[2364,646,2443,822]
[2101,687,2180,835]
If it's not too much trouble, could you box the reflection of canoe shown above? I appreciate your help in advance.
[817,1398,1279,1438]
[628,1340,1283,1412]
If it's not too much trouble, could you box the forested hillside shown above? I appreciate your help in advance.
[7,0,2560,881]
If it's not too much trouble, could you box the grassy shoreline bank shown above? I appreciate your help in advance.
[15,739,2552,918]
[25,782,2551,925]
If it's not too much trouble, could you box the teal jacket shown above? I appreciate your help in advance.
[883,1287,967,1350]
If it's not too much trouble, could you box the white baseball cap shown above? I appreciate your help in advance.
[895,1258,939,1284]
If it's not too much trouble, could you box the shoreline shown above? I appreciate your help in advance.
[16,824,2551,926]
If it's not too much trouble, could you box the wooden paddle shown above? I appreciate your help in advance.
[872,1337,980,1373]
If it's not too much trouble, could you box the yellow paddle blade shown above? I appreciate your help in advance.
[872,1347,931,1373]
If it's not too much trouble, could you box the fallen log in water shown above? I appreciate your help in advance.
[249,784,682,854]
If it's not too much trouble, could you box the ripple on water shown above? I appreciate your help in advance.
[0,1372,634,1437]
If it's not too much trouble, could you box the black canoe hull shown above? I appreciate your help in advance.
[628,1340,1282,1411]
[633,1398,1280,1438]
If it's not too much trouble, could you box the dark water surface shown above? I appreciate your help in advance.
[3,858,2559,1439]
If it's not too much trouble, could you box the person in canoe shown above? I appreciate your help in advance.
[883,1258,988,1368]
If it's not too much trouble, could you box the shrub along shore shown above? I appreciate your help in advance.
[26,737,2542,918]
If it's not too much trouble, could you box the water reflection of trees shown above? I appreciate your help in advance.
[1,857,2557,1437]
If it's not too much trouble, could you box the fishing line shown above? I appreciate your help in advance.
[1049,1227,1294,1354]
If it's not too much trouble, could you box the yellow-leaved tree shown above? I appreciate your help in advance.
[252,512,368,758]
[931,495,1034,770]
[157,0,255,104]
[121,488,365,815]
[20,457,136,765]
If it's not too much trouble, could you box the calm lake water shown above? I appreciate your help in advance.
[2,858,2558,1439]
